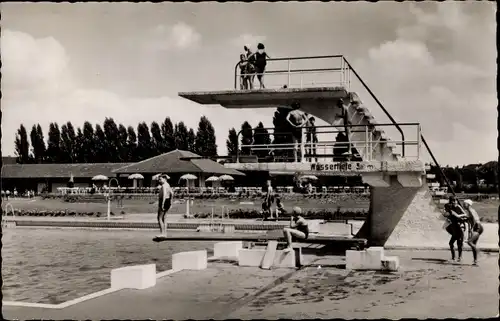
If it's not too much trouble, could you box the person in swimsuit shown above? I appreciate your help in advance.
[263,179,275,219]
[244,45,256,89]
[463,199,483,265]
[239,53,250,90]
[333,98,357,159]
[306,116,318,162]
[248,43,270,89]
[156,174,174,238]
[283,206,309,252]
[443,196,468,262]
[286,102,313,162]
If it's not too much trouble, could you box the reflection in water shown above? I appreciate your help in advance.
[2,228,215,304]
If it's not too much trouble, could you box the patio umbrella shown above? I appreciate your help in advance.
[300,175,318,181]
[219,175,234,181]
[205,176,220,182]
[180,174,198,181]
[128,173,144,180]
[152,173,170,180]
[92,175,108,181]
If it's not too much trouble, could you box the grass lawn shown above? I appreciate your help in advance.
[3,196,369,215]
[435,198,498,223]
[3,196,497,222]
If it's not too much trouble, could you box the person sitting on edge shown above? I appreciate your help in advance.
[463,199,484,265]
[247,43,270,89]
[156,174,174,239]
[239,53,250,90]
[283,207,309,252]
[443,196,468,262]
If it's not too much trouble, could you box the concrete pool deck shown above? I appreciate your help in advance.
[3,250,498,319]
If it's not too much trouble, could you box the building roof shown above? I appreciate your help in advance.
[1,163,133,179]
[112,149,245,176]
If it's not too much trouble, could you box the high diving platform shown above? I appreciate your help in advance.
[179,54,436,247]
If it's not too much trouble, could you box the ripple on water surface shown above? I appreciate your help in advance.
[2,228,215,304]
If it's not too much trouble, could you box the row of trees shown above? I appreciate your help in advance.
[226,107,354,160]
[13,106,498,193]
[428,161,498,193]
[14,117,217,164]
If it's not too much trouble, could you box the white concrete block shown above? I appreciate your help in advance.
[238,249,266,267]
[381,256,400,271]
[172,250,207,271]
[346,248,385,271]
[346,250,364,270]
[307,220,322,234]
[273,250,297,268]
[214,241,243,258]
[111,264,156,290]
[367,247,384,261]
[238,248,297,268]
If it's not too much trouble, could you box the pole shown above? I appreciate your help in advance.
[107,193,111,221]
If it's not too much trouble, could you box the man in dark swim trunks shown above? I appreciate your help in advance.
[283,206,309,252]
[156,174,174,239]
[443,196,468,262]
[286,102,313,162]
[463,199,483,265]
[334,98,358,159]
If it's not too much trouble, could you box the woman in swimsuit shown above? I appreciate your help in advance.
[283,206,309,252]
[443,196,468,262]
[463,199,483,265]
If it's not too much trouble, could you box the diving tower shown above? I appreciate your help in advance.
[179,55,438,247]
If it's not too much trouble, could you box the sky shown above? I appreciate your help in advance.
[1,2,497,166]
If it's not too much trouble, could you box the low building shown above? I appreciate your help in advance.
[1,163,133,193]
[112,149,245,188]
[1,150,245,193]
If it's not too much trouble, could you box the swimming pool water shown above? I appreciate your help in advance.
[2,228,216,304]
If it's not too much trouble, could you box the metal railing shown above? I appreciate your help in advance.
[234,55,351,90]
[233,54,406,157]
[234,122,421,163]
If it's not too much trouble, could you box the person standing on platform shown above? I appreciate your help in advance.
[239,54,250,90]
[244,45,256,89]
[306,116,318,162]
[286,102,312,162]
[333,98,358,159]
[247,43,270,89]
[156,174,174,239]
